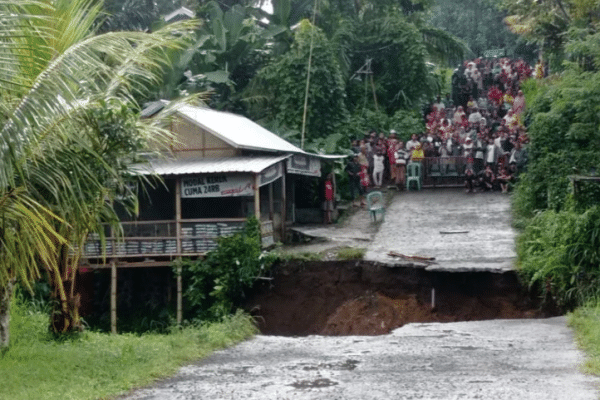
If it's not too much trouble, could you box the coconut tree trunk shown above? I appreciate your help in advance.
[0,279,16,351]
[49,244,83,334]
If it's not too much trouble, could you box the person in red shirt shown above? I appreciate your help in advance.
[324,173,335,223]
[487,85,503,107]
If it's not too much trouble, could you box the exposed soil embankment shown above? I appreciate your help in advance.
[244,261,554,336]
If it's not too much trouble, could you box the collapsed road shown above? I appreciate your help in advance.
[121,190,600,399]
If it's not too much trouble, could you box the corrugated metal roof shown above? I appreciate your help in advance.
[175,105,305,154]
[164,6,195,22]
[131,155,290,176]
[139,102,346,160]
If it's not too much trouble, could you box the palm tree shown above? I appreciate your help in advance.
[0,0,196,348]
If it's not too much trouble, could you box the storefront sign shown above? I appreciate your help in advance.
[260,162,283,187]
[286,154,321,177]
[181,175,254,198]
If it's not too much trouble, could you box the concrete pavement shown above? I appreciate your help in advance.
[364,189,516,272]
[287,188,516,272]
[123,317,599,400]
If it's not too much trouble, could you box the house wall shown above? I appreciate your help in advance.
[171,117,238,158]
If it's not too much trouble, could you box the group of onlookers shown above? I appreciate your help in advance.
[345,57,532,205]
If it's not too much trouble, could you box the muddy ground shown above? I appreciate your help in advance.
[243,260,552,336]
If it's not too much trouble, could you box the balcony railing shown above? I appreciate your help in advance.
[82,218,273,259]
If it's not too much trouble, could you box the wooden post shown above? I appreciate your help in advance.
[281,174,287,241]
[175,178,183,326]
[110,260,117,334]
[291,177,296,223]
[332,167,337,217]
[254,174,261,221]
[268,182,274,221]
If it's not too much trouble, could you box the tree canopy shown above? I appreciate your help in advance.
[429,0,538,63]
[97,0,468,143]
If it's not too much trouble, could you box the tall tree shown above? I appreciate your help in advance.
[247,19,349,140]
[0,0,196,347]
[429,0,537,63]
[500,0,600,67]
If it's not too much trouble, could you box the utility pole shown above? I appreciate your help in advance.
[300,0,319,150]
[352,58,379,112]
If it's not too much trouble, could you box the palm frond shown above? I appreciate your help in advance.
[420,26,471,65]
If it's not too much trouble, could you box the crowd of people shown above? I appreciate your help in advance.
[346,57,533,206]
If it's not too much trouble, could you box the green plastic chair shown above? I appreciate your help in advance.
[366,191,385,222]
[406,162,422,191]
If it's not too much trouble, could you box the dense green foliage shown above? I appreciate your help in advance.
[508,0,600,310]
[517,207,600,308]
[99,0,467,146]
[515,75,600,306]
[347,108,425,141]
[1,293,255,400]
[247,20,349,141]
[515,73,600,216]
[500,0,600,71]
[181,218,275,320]
[429,0,537,63]
[569,304,600,375]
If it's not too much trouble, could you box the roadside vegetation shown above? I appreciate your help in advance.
[569,305,600,376]
[501,0,600,373]
[0,293,256,400]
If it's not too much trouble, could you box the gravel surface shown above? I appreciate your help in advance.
[122,317,598,400]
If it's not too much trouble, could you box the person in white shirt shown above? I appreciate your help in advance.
[372,150,385,187]
[406,134,420,152]
[485,138,498,170]
[468,108,482,125]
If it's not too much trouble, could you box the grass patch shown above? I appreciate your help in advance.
[569,303,600,376]
[335,247,365,260]
[274,251,324,262]
[273,246,366,262]
[0,297,257,400]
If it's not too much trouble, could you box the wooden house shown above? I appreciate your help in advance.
[80,103,342,331]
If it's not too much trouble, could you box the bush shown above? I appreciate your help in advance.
[388,109,426,142]
[180,217,276,321]
[345,108,425,143]
[517,206,600,309]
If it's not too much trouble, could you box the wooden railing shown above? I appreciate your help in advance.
[82,218,273,259]
[421,156,469,187]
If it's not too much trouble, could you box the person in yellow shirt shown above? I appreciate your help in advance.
[410,143,425,162]
[503,90,514,108]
